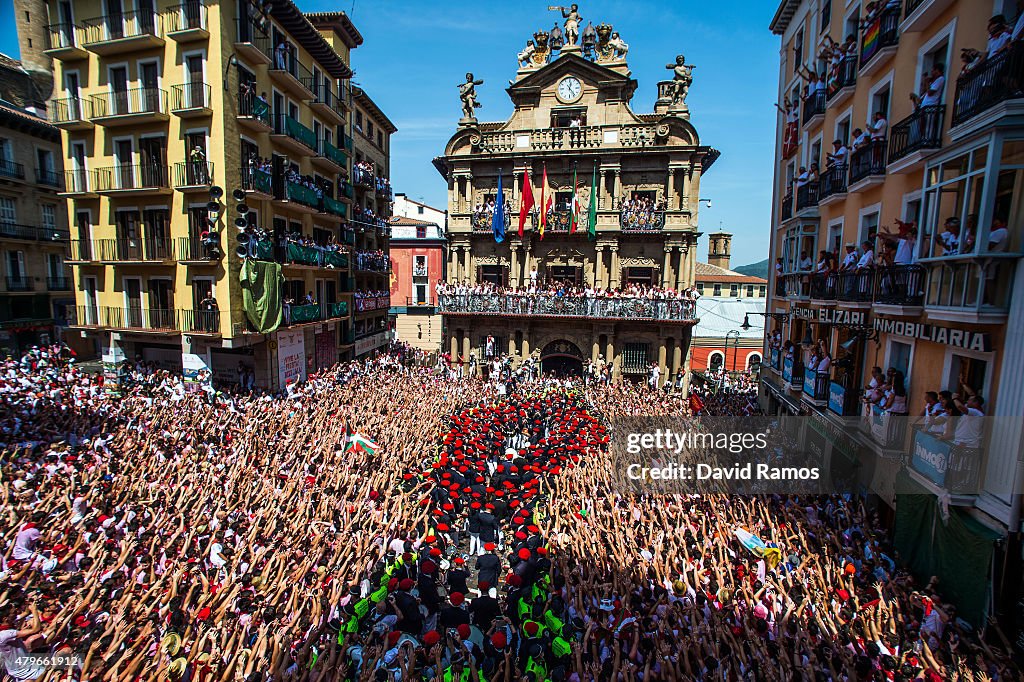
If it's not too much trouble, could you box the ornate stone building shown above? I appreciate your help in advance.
[433,12,719,381]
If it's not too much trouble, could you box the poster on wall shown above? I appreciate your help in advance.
[182,353,210,393]
[102,345,126,396]
[314,329,337,371]
[277,330,307,387]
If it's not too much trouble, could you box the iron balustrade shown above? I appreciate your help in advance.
[46,276,71,290]
[952,43,1024,128]
[803,368,830,401]
[164,2,207,33]
[170,82,210,110]
[238,91,271,125]
[849,140,887,183]
[176,236,221,261]
[82,10,161,44]
[837,269,875,302]
[438,293,696,321]
[810,272,837,299]
[412,266,428,277]
[4,276,33,292]
[859,5,900,68]
[95,237,174,261]
[35,168,63,188]
[339,181,354,199]
[780,192,793,220]
[875,264,925,305]
[50,96,94,124]
[309,83,346,119]
[925,260,1013,311]
[818,164,848,200]
[285,180,321,209]
[95,164,169,191]
[97,306,178,330]
[274,114,316,151]
[92,87,166,117]
[782,272,809,298]
[531,210,574,233]
[241,166,271,194]
[0,159,25,180]
[802,89,826,124]
[320,140,347,167]
[352,166,374,189]
[827,55,858,98]
[864,406,909,450]
[63,169,95,193]
[180,309,221,333]
[46,22,81,50]
[174,160,213,187]
[1,221,69,241]
[796,182,819,211]
[619,211,665,232]
[286,304,320,325]
[66,240,95,261]
[889,105,945,163]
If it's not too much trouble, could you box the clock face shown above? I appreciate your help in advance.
[557,77,582,102]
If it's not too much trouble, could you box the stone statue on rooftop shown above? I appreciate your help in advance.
[549,4,581,46]
[458,73,484,122]
[518,40,536,67]
[665,55,696,105]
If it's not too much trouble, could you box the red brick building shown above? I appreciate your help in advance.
[389,215,446,350]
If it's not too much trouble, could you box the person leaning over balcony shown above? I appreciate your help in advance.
[910,64,946,110]
[878,220,917,265]
[934,217,961,256]
[808,162,820,185]
[825,140,848,170]
[950,384,985,449]
[794,166,809,191]
[988,215,1010,252]
[958,48,985,78]
[987,15,1014,57]
[856,240,875,270]
[851,127,870,152]
[798,250,814,271]
[868,111,888,142]
[840,243,858,271]
[862,366,885,405]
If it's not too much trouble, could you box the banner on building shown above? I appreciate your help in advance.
[277,330,307,387]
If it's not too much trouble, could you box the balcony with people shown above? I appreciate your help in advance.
[888,65,948,169]
[269,42,315,99]
[848,118,888,189]
[858,1,901,75]
[81,9,164,54]
[241,157,273,198]
[352,162,376,191]
[818,158,849,205]
[619,194,666,232]
[173,157,213,191]
[352,206,391,231]
[794,168,820,216]
[950,16,1024,135]
[437,282,698,323]
[354,250,390,274]
[237,84,272,132]
[801,339,832,406]
[826,40,859,106]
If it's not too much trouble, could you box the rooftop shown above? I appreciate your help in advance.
[694,261,767,285]
[305,11,363,49]
[693,298,767,339]
[269,0,352,79]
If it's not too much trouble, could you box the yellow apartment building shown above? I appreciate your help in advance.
[766,0,1023,625]
[26,0,393,389]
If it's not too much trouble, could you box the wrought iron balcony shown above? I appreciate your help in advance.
[94,237,175,262]
[809,273,837,300]
[269,51,314,99]
[49,96,95,129]
[874,264,925,307]
[849,140,887,185]
[438,293,697,322]
[95,164,170,193]
[35,168,63,189]
[818,164,848,201]
[237,91,272,131]
[4,276,33,292]
[795,182,819,212]
[81,10,163,54]
[827,55,858,101]
[47,276,71,291]
[802,368,830,403]
[858,5,900,70]
[91,87,168,124]
[836,270,875,303]
[802,89,826,125]
[323,195,347,218]
[284,180,321,210]
[176,236,222,263]
[0,221,69,242]
[163,2,208,40]
[309,83,347,122]
[45,22,87,59]
[951,43,1024,129]
[241,166,272,196]
[271,114,316,155]
[65,240,96,262]
[888,105,945,164]
[233,19,271,65]
[170,82,211,114]
[0,159,25,180]
[619,211,665,232]
[780,192,793,221]
[173,161,214,190]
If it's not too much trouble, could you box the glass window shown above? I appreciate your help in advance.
[713,283,722,296]
[1001,140,1024,165]
[42,204,56,230]
[0,197,15,223]
[746,285,755,297]
[730,284,739,297]
[696,283,704,295]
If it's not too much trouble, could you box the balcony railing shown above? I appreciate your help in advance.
[89,306,178,331]
[320,140,348,168]
[173,160,213,188]
[4,276,33,292]
[65,240,95,261]
[95,164,169,191]
[270,50,313,87]
[909,426,982,494]
[809,272,837,300]
[864,406,909,451]
[925,260,1013,312]
[849,140,887,183]
[323,195,347,218]
[859,5,900,68]
[619,211,665,232]
[529,209,574,233]
[889,105,945,163]
[0,159,25,180]
[50,96,94,125]
[352,166,374,189]
[175,236,221,262]
[82,10,161,45]
[163,2,207,35]
[286,303,321,325]
[782,272,808,298]
[904,0,926,15]
[818,164,848,200]
[285,180,321,209]
[780,192,793,221]
[234,19,272,60]
[802,90,826,124]
[795,182,819,212]
[438,293,697,321]
[284,243,347,268]
[95,237,174,261]
[781,357,803,388]
[47,276,71,290]
[309,83,347,119]
[477,123,659,153]
[63,169,96,194]
[0,221,69,241]
[875,264,925,306]
[35,168,63,188]
[836,270,875,302]
[179,309,221,334]
[951,43,1024,128]
[241,166,272,194]
[170,82,211,111]
[803,368,830,402]
[238,91,271,126]
[329,301,349,318]
[274,114,317,152]
[92,87,167,118]
[46,22,82,51]
[827,55,858,99]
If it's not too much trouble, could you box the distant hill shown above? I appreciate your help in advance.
[733,259,769,279]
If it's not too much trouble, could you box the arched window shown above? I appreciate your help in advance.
[708,352,724,371]
[747,353,762,370]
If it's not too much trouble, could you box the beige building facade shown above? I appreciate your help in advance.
[764,0,1024,624]
[435,15,719,381]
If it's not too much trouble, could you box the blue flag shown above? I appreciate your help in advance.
[492,173,506,243]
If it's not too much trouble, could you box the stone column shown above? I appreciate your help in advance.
[690,165,702,213]
[683,243,694,288]
[666,168,677,210]
[512,170,520,204]
[674,246,685,290]
[467,248,476,283]
[610,246,620,288]
[672,341,683,385]
[658,342,668,384]
[599,168,608,209]
[462,335,472,374]
[508,335,516,357]
[592,249,600,288]
[605,337,615,371]
[450,333,458,358]
[521,333,530,358]
[592,339,600,362]
[681,167,691,209]
[612,168,622,210]
[510,244,519,287]
[662,245,672,288]
[465,173,473,212]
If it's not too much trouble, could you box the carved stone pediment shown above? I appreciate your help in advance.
[620,256,658,267]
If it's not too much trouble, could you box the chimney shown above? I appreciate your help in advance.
[13,0,55,107]
[707,232,732,270]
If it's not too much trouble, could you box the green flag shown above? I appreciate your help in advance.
[569,164,579,234]
[587,164,597,241]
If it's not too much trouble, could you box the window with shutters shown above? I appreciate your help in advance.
[713,284,722,296]
[42,204,56,231]
[730,284,738,297]
[621,342,651,375]
[0,196,16,224]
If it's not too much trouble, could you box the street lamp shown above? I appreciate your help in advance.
[698,198,712,209]
[719,329,741,391]
[741,311,790,330]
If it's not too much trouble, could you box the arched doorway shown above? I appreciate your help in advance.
[708,351,724,372]
[540,339,584,377]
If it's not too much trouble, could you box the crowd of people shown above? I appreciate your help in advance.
[353,289,391,312]
[353,206,391,230]
[472,199,513,232]
[0,340,1019,682]
[618,194,666,230]
[436,281,700,321]
[354,250,390,273]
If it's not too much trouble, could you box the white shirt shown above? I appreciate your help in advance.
[937,231,959,255]
[988,227,1008,252]
[816,356,831,372]
[1,630,45,680]
[953,407,984,447]
[842,252,858,268]
[894,238,915,264]
[799,257,813,271]
[209,541,226,568]
[921,75,945,106]
[857,250,874,268]
[987,31,1012,58]
[870,118,888,140]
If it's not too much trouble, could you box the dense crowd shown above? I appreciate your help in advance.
[0,343,1018,682]
[619,194,666,230]
[353,207,390,230]
[354,250,390,273]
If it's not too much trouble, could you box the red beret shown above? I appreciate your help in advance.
[388,578,399,591]
[421,560,436,575]
[491,632,506,649]
[422,630,440,646]
[524,621,539,636]
[478,581,490,591]
[387,631,401,647]
[457,623,471,639]
[423,535,436,543]
[484,542,496,551]
[518,548,531,560]
[430,548,442,557]
[436,523,450,532]
[454,557,465,565]
[399,578,414,591]
[507,574,522,587]
[450,592,465,606]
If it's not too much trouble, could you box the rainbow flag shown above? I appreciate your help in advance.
[862,19,880,60]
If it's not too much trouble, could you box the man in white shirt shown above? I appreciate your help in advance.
[840,243,858,271]
[0,603,44,681]
[856,241,875,269]
[912,65,946,108]
[869,111,888,141]
[935,217,961,256]
[987,17,1013,57]
[987,217,1009,252]
[952,391,985,449]
[798,251,814,271]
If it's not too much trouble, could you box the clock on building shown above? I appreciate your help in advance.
[556,76,582,103]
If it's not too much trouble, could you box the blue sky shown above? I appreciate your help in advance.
[0,0,780,267]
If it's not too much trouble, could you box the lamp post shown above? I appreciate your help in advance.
[719,329,740,392]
